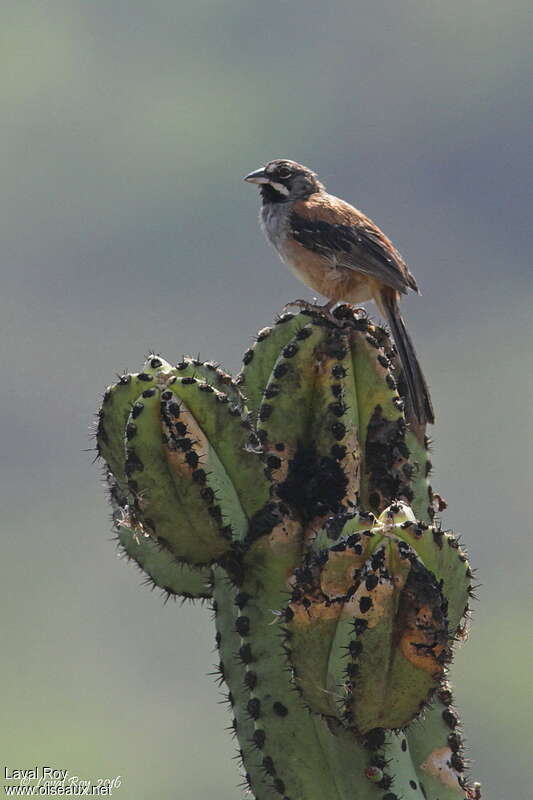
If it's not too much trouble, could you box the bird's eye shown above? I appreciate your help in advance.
[277,167,291,179]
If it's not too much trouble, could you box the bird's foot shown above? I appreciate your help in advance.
[283,299,369,327]
[334,303,368,321]
[283,298,318,313]
[283,298,340,325]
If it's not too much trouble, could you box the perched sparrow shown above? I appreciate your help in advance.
[244,159,434,425]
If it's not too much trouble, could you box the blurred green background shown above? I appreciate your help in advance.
[1,1,531,798]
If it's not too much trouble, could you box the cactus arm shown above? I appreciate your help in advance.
[337,506,467,734]
[105,472,213,599]
[163,376,270,526]
[237,529,354,800]
[237,313,310,414]
[124,388,231,564]
[211,569,279,800]
[169,356,244,407]
[142,352,244,406]
[304,537,446,735]
[96,356,173,488]
[160,384,249,545]
[117,525,213,600]
[285,502,468,743]
[97,371,157,490]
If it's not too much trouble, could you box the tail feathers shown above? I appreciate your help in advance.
[380,292,435,426]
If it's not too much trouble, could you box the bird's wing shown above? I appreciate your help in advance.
[290,195,418,295]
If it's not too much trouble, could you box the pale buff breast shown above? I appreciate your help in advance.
[280,238,377,304]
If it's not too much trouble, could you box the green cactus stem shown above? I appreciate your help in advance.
[284,503,470,737]
[96,306,480,800]
[118,523,213,600]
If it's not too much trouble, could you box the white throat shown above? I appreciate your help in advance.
[269,181,290,196]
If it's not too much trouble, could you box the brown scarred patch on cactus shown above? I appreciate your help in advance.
[277,444,349,524]
[163,408,208,477]
[264,515,302,551]
[318,547,368,599]
[364,407,412,512]
[419,746,463,789]
[289,597,342,626]
[398,567,449,674]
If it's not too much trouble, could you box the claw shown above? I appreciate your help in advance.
[283,298,340,325]
[282,299,317,313]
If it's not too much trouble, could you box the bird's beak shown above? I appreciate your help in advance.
[243,167,269,184]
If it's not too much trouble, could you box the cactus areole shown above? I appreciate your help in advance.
[96,306,480,800]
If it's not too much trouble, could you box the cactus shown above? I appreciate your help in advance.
[96,306,480,800]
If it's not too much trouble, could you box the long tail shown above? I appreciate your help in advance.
[379,289,435,425]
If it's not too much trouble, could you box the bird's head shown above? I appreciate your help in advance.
[244,159,323,203]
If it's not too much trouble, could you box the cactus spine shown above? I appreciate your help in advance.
[96,307,479,800]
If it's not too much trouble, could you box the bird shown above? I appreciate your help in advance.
[243,158,434,425]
